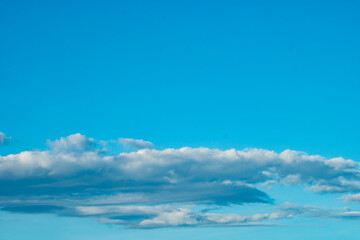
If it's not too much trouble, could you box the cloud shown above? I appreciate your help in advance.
[118,138,154,149]
[309,178,360,193]
[341,193,360,203]
[1,137,358,194]
[276,202,331,218]
[0,203,289,228]
[0,132,11,146]
[1,133,360,228]
[46,133,96,153]
[275,203,360,222]
[2,202,357,229]
[333,212,360,220]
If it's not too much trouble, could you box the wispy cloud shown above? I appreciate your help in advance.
[2,201,357,229]
[0,132,11,146]
[118,138,154,149]
[341,193,360,203]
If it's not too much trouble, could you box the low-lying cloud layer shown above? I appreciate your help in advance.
[1,133,360,228]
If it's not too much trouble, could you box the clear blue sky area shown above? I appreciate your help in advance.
[1,1,360,239]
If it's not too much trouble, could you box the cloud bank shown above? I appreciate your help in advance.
[1,133,360,228]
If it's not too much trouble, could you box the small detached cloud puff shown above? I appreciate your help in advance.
[0,132,11,146]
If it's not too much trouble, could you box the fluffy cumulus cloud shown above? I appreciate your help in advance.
[46,133,96,153]
[1,133,360,228]
[0,132,11,146]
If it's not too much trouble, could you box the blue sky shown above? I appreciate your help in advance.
[1,0,360,239]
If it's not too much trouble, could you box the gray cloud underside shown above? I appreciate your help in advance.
[1,133,360,228]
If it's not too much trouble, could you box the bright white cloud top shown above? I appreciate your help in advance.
[1,133,360,228]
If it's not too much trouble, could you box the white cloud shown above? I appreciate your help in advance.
[46,133,96,153]
[118,138,154,149]
[341,193,360,203]
[1,133,360,228]
[57,204,292,228]
[309,178,360,193]
[138,208,200,228]
[1,136,359,194]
